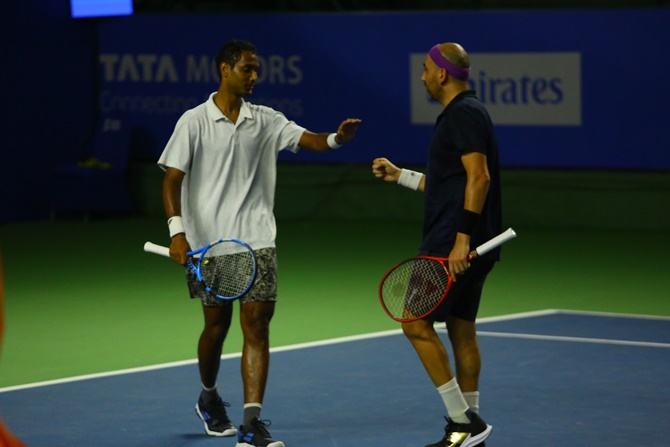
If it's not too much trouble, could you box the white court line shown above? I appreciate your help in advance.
[551,308,670,321]
[0,330,406,394]
[1,309,667,393]
[464,308,670,348]
[476,308,559,323]
[475,331,670,349]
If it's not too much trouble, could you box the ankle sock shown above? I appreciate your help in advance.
[437,378,470,424]
[200,384,219,405]
[462,391,480,414]
[243,403,262,427]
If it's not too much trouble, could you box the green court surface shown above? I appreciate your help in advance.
[1,217,669,388]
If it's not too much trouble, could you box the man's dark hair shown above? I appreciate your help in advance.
[215,39,257,70]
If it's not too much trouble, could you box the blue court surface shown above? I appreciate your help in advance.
[2,309,669,447]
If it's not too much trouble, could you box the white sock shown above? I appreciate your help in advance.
[462,391,480,414]
[202,383,217,392]
[437,378,470,424]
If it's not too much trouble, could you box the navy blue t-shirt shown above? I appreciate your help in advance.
[420,90,502,260]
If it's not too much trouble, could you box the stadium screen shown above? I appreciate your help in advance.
[71,0,133,18]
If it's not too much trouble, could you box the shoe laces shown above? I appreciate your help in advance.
[209,398,232,415]
[251,418,273,437]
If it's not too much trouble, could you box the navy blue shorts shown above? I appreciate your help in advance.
[427,259,496,322]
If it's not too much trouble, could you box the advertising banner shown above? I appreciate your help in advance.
[98,9,669,169]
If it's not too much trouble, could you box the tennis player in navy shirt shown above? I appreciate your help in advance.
[372,42,501,447]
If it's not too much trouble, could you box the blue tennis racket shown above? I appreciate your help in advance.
[144,238,257,300]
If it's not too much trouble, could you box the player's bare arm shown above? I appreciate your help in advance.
[449,151,490,280]
[162,167,191,265]
[299,118,362,152]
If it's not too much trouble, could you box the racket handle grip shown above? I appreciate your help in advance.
[144,241,170,257]
[470,227,517,258]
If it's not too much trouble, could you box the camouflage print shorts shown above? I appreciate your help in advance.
[186,247,278,307]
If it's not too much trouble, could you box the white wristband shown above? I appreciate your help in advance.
[168,216,185,238]
[398,169,422,190]
[327,133,343,149]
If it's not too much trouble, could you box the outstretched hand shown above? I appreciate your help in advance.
[372,157,401,183]
[335,118,362,144]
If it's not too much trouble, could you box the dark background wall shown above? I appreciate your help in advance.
[2,3,98,222]
[132,0,669,13]
[1,0,668,224]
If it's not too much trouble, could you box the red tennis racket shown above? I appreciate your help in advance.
[379,228,516,322]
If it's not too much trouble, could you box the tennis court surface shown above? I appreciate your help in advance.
[2,309,669,447]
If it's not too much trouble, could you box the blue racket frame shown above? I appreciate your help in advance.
[185,238,257,301]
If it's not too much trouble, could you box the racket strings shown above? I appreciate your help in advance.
[200,242,255,298]
[381,259,450,320]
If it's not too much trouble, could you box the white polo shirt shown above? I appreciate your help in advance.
[158,92,305,250]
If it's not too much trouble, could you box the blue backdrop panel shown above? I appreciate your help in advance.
[98,9,670,169]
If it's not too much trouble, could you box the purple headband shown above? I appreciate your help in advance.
[428,45,470,81]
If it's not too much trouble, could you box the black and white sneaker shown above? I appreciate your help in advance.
[195,397,237,437]
[426,411,492,447]
[236,417,285,447]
